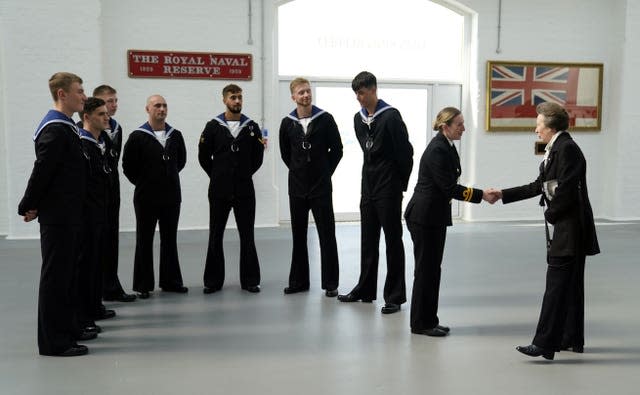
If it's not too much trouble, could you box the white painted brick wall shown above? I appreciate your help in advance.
[1,0,639,238]
[612,0,640,219]
[1,0,102,238]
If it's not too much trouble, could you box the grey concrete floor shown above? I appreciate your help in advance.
[1,221,639,394]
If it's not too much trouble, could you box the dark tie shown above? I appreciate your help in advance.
[451,143,460,161]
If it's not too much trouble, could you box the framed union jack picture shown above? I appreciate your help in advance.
[486,61,603,131]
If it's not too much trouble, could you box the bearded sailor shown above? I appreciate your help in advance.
[279,77,343,297]
[198,84,264,294]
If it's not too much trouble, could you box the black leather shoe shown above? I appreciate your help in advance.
[437,324,450,333]
[411,327,448,337]
[337,293,372,303]
[56,345,88,357]
[284,285,309,294]
[104,292,137,302]
[138,291,150,299]
[84,325,102,334]
[77,330,98,341]
[516,344,555,360]
[561,344,584,353]
[242,285,261,293]
[203,286,221,294]
[95,309,116,320]
[325,289,338,297]
[381,303,401,314]
[162,286,189,293]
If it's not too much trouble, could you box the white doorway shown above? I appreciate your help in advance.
[275,0,468,223]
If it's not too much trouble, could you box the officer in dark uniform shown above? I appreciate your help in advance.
[279,77,343,297]
[338,71,413,314]
[18,72,88,356]
[122,95,188,299]
[198,84,264,294]
[93,85,136,303]
[404,107,492,337]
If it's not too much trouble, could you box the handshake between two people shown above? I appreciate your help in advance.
[482,188,503,204]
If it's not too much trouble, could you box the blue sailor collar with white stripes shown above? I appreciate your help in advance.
[78,128,105,143]
[359,99,393,126]
[214,113,253,130]
[105,117,120,141]
[135,122,175,139]
[33,109,80,141]
[79,128,107,154]
[287,105,326,123]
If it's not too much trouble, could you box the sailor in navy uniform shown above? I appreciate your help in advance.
[279,78,343,297]
[338,72,413,315]
[77,97,113,334]
[18,72,88,356]
[198,84,264,294]
[93,85,136,303]
[122,95,187,299]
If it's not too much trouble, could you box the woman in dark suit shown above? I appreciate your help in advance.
[496,102,599,360]
[404,107,493,337]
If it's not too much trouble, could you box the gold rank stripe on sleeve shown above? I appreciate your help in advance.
[462,187,473,202]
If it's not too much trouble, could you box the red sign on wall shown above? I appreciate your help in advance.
[128,50,252,80]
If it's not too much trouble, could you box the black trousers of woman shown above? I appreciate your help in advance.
[407,221,447,330]
[533,254,585,351]
[562,255,586,348]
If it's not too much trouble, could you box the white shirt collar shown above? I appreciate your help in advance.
[545,131,565,153]
[442,132,454,146]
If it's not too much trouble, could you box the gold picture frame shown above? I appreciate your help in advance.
[486,61,603,131]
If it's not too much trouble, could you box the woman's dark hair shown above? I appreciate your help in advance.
[536,102,569,131]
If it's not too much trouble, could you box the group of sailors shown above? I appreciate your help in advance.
[19,71,598,361]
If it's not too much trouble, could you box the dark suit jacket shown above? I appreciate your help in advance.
[18,120,87,225]
[198,114,264,199]
[502,132,599,257]
[404,132,483,227]
[279,107,343,198]
[122,123,187,207]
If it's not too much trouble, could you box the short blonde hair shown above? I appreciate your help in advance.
[289,77,310,93]
[49,72,82,102]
